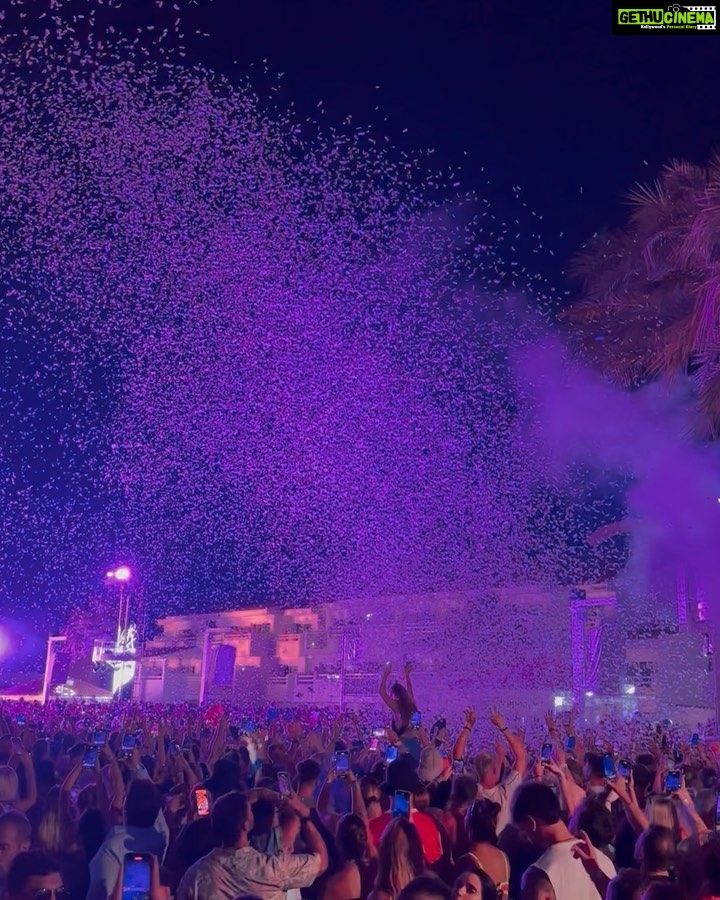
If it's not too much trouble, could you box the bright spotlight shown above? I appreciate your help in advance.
[584,691,594,698]
[108,565,131,582]
[624,684,636,695]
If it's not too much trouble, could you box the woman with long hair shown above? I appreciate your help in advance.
[36,785,78,856]
[379,664,418,736]
[454,800,509,900]
[322,814,377,900]
[369,818,425,900]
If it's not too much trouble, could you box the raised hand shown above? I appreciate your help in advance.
[464,707,477,729]
[572,830,601,875]
[489,708,506,731]
[404,661,413,676]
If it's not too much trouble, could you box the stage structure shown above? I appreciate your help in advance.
[132,586,575,715]
[41,566,139,703]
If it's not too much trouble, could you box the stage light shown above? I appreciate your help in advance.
[624,684,636,695]
[584,691,594,698]
[113,566,131,582]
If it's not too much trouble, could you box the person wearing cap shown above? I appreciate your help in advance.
[368,759,443,867]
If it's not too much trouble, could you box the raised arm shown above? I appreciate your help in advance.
[287,794,329,876]
[379,663,399,715]
[13,749,37,813]
[610,770,649,836]
[347,770,369,822]
[490,708,527,777]
[453,707,476,762]
[403,662,416,706]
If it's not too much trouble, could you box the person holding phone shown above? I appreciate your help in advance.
[367,759,444,868]
[177,790,328,900]
[86,780,168,900]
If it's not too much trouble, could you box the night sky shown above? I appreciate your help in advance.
[178,0,720,281]
[1,0,718,674]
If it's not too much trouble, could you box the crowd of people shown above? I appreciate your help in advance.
[1,662,719,900]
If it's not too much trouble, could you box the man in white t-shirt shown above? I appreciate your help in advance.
[513,782,615,900]
[474,709,527,836]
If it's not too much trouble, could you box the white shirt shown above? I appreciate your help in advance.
[477,768,522,835]
[533,839,616,900]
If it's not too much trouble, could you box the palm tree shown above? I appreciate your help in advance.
[562,154,720,436]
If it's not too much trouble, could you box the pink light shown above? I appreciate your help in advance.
[0,626,9,659]
[108,565,132,582]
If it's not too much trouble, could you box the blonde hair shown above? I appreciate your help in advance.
[0,766,19,804]
[646,796,680,842]
[374,818,424,899]
[36,787,77,856]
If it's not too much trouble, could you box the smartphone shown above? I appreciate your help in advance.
[665,771,681,793]
[372,727,386,738]
[617,759,631,779]
[369,738,379,752]
[193,788,210,817]
[336,751,350,775]
[691,733,700,749]
[385,745,399,764]
[122,733,136,751]
[392,790,410,818]
[121,852,152,900]
[602,753,616,781]
[565,736,576,753]
[82,747,98,768]
[410,712,421,729]
[541,743,553,763]
[277,772,291,797]
[93,730,106,746]
[452,759,464,775]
